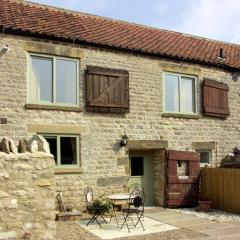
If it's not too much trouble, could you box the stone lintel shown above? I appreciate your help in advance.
[161,62,202,76]
[192,142,216,150]
[128,140,168,150]
[22,40,84,59]
[97,176,128,187]
[27,124,88,134]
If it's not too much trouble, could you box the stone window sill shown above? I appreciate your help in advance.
[54,167,83,174]
[25,104,83,112]
[162,113,199,119]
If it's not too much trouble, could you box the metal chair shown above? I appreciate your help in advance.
[128,183,144,193]
[120,189,145,232]
[84,187,107,227]
[128,183,144,209]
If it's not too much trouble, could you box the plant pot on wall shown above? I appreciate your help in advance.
[198,198,211,212]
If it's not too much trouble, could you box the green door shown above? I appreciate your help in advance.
[128,151,154,206]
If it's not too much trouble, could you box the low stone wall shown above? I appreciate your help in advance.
[0,152,56,240]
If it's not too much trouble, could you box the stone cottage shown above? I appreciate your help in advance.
[0,0,240,209]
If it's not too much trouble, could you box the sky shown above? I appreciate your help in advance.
[32,0,240,44]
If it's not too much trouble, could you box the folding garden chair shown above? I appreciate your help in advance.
[128,183,145,212]
[56,192,81,221]
[128,183,144,193]
[84,187,107,227]
[120,189,145,232]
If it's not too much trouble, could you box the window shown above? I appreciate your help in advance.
[130,157,144,176]
[197,150,212,167]
[29,54,78,105]
[43,134,80,167]
[164,73,196,114]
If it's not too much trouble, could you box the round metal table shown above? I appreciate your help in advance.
[106,193,132,226]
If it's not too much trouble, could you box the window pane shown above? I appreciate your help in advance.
[31,56,52,102]
[56,59,77,104]
[131,157,144,176]
[181,77,195,112]
[165,74,179,112]
[200,152,210,164]
[44,136,57,164]
[60,137,77,165]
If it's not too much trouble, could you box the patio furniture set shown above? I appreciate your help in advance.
[84,183,145,233]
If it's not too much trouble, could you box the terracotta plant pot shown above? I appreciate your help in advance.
[198,199,211,212]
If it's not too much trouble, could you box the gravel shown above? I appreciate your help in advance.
[176,208,240,222]
[56,221,98,240]
[56,221,206,240]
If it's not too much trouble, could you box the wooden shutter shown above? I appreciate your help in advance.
[86,66,129,113]
[203,78,230,118]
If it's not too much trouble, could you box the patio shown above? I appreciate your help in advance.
[56,208,240,240]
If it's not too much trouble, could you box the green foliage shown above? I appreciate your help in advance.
[93,198,112,214]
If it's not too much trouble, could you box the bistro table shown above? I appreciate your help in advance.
[106,193,133,226]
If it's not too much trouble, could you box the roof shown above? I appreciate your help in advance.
[1,0,240,71]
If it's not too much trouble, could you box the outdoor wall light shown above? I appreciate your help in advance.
[232,72,240,82]
[2,45,10,53]
[120,134,129,147]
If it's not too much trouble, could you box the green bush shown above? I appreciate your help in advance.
[93,199,112,214]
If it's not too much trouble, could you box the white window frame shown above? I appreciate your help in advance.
[197,149,212,167]
[28,53,79,106]
[163,72,197,114]
[42,134,80,168]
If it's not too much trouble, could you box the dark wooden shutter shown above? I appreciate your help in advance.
[203,78,230,118]
[86,66,129,113]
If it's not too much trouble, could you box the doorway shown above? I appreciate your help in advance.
[128,151,154,206]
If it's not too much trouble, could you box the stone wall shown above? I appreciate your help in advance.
[153,149,166,206]
[1,34,240,209]
[0,152,56,240]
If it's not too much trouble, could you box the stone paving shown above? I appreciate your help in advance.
[144,208,240,240]
[56,208,240,240]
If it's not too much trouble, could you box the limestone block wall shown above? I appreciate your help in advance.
[0,152,56,240]
[153,149,166,206]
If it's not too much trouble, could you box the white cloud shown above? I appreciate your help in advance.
[179,0,240,43]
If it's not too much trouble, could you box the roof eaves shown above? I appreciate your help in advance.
[1,26,239,72]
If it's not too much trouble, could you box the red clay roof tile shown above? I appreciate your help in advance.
[1,0,240,70]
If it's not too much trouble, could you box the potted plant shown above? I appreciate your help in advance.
[93,198,112,215]
[198,196,211,212]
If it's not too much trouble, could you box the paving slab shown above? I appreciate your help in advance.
[145,208,240,240]
[162,215,204,223]
[225,221,240,227]
[203,226,240,238]
[145,211,198,222]
[77,216,179,239]
[186,237,217,240]
[145,211,183,218]
[169,218,213,228]
[187,222,235,232]
[219,234,240,240]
